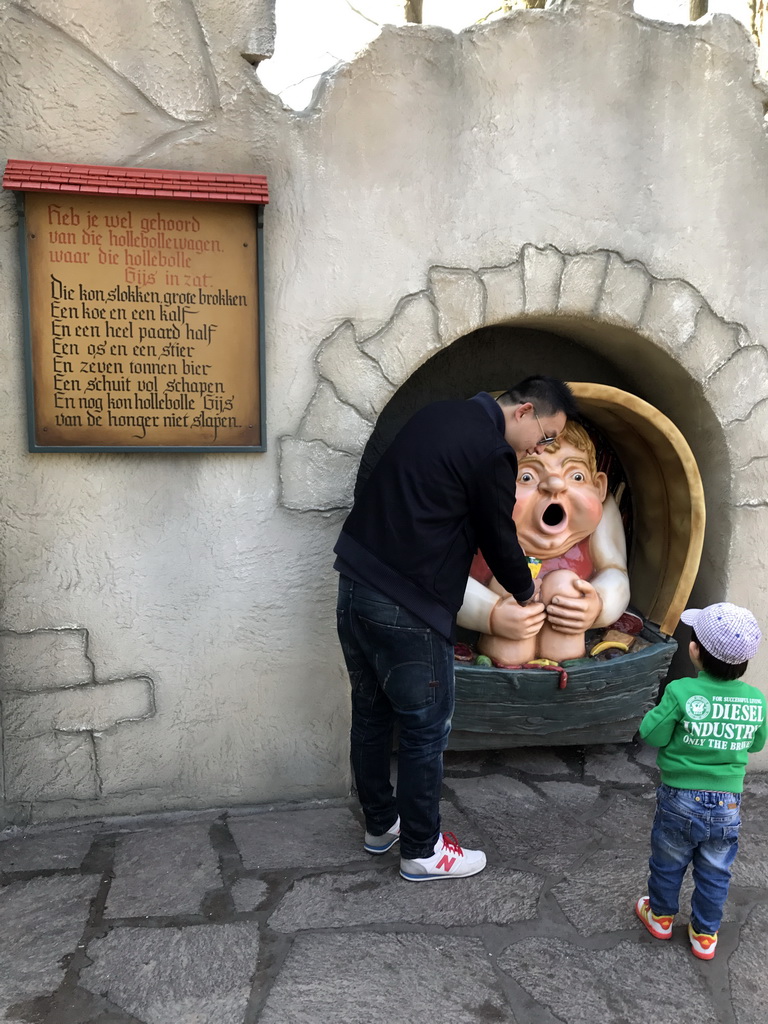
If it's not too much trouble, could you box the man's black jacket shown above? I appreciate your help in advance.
[333,392,535,640]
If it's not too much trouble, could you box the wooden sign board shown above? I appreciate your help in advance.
[6,163,267,452]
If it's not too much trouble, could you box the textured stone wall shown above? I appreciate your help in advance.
[2,0,768,823]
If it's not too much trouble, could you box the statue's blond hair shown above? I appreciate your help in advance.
[521,420,598,478]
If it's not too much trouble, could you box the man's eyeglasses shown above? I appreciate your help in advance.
[534,410,558,447]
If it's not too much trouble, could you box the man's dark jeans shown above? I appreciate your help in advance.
[336,575,455,860]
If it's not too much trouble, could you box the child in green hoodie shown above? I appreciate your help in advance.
[635,602,766,960]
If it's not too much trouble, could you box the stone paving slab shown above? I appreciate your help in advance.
[497,936,722,1024]
[268,865,542,931]
[231,877,269,913]
[229,798,479,872]
[105,822,221,918]
[531,780,656,841]
[741,779,768,834]
[228,806,361,870]
[0,826,99,874]
[731,831,768,889]
[80,923,260,1024]
[551,848,653,936]
[585,789,656,840]
[583,746,651,783]
[449,774,599,873]
[259,932,515,1024]
[534,779,603,818]
[435,794,479,843]
[510,746,583,776]
[630,740,659,770]
[0,875,99,1014]
[730,903,768,1024]
[1,748,767,1024]
[7,985,144,1024]
[743,776,768,799]
[550,847,738,936]
[447,746,575,778]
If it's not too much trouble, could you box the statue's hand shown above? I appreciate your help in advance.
[489,596,546,640]
[545,578,603,634]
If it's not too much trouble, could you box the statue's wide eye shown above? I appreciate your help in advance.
[520,472,533,483]
[572,472,585,482]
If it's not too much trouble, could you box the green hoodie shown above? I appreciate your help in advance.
[639,671,767,793]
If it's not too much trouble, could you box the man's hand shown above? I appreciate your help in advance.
[544,579,602,634]
[489,596,546,640]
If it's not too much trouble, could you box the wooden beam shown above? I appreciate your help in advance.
[404,1,423,23]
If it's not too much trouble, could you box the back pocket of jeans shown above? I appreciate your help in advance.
[357,616,438,711]
[655,806,693,847]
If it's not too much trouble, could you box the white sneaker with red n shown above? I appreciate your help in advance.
[399,831,486,881]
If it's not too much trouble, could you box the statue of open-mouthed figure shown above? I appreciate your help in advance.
[458,421,630,665]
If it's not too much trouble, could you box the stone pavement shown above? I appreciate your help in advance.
[2,742,767,1024]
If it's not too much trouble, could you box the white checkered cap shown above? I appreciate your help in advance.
[681,603,762,665]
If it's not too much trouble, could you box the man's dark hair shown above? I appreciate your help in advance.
[498,376,579,420]
[691,629,748,681]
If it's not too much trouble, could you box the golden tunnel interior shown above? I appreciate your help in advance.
[569,382,705,637]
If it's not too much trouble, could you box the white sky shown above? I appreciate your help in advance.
[257,1,743,110]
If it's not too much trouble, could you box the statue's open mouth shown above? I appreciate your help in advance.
[541,502,566,530]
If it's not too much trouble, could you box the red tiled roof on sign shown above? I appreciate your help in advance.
[2,160,269,205]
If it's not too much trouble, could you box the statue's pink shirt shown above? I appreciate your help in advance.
[470,540,594,589]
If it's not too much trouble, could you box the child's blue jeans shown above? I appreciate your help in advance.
[647,783,741,935]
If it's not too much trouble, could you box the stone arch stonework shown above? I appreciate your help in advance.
[279,244,768,512]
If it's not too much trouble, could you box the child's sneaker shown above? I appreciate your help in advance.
[400,831,486,881]
[364,816,400,854]
[688,923,718,960]
[635,896,673,939]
